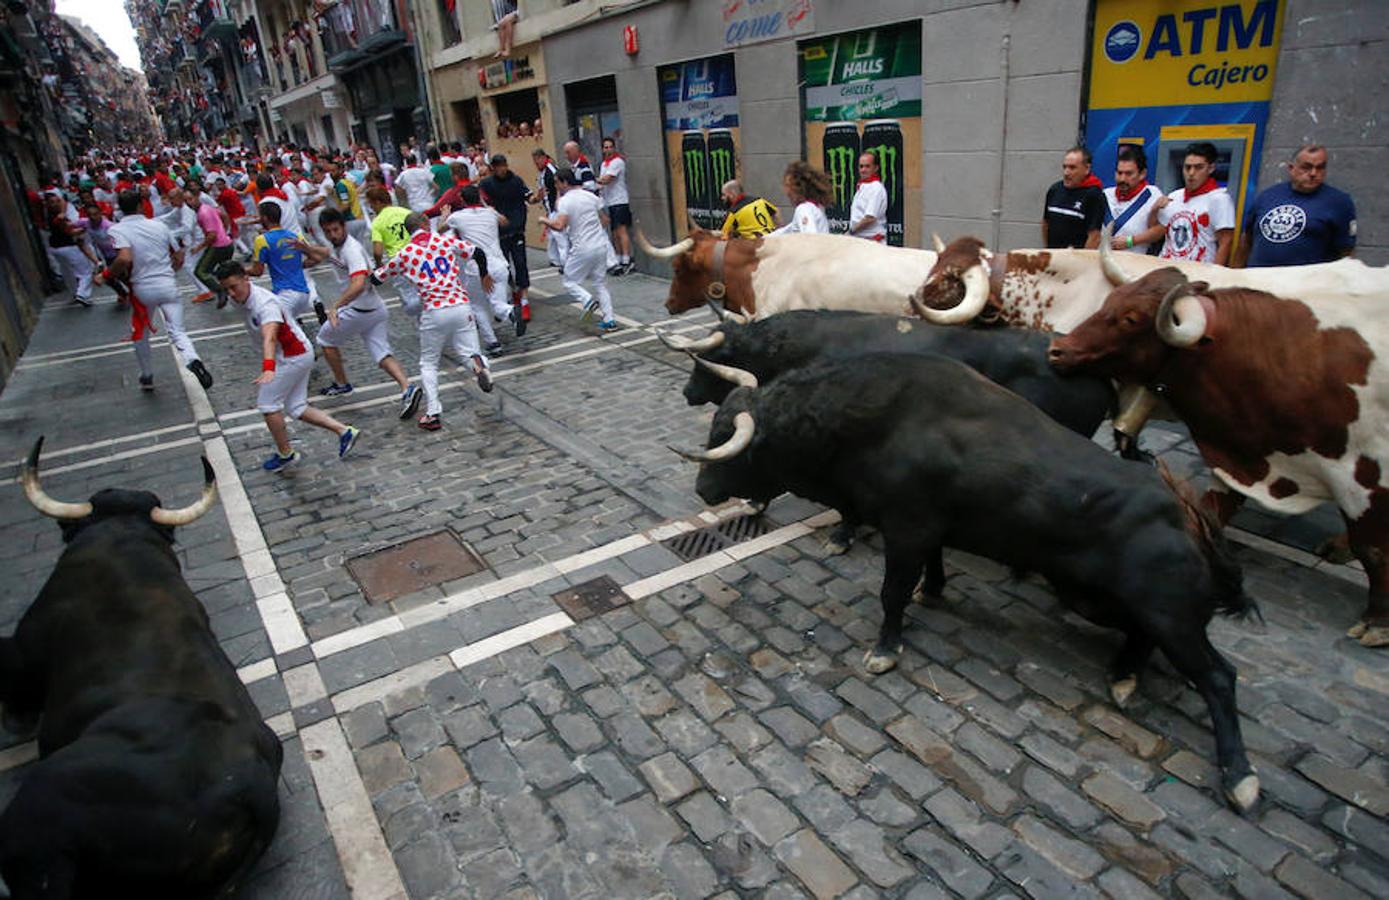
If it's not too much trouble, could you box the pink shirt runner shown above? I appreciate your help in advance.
[196,201,232,248]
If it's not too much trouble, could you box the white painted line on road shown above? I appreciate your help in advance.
[330,657,455,715]
[299,719,409,900]
[6,423,195,467]
[450,611,573,669]
[5,436,204,482]
[311,616,405,659]
[238,658,278,685]
[283,662,330,707]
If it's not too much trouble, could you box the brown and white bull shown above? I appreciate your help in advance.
[636,228,936,319]
[1047,266,1389,647]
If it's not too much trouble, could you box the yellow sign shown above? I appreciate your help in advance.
[1090,1,1285,109]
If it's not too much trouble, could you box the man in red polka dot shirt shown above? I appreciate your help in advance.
[372,212,494,430]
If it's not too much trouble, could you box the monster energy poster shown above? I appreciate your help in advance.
[659,55,741,234]
[800,23,922,247]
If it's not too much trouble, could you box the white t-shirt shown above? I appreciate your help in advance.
[1103,185,1163,254]
[161,204,200,248]
[849,180,888,240]
[1158,185,1235,264]
[445,206,506,269]
[109,215,179,293]
[598,155,629,207]
[773,201,829,235]
[556,188,609,255]
[243,282,311,361]
[278,184,302,226]
[329,235,385,312]
[397,165,437,212]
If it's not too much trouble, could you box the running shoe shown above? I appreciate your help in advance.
[509,304,528,337]
[73,295,92,307]
[320,382,354,396]
[338,426,361,460]
[262,450,301,472]
[484,341,503,355]
[579,298,600,323]
[621,261,637,275]
[473,357,494,393]
[314,301,328,325]
[418,414,442,431]
[597,320,620,333]
[606,263,625,276]
[399,384,422,420]
[190,291,215,304]
[138,374,155,391]
[187,359,214,389]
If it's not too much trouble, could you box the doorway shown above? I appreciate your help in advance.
[565,75,621,162]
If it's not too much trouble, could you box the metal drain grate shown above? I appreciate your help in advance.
[346,531,487,606]
[552,576,627,622]
[715,514,771,544]
[661,514,771,561]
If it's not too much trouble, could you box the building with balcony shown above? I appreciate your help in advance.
[251,0,351,149]
[193,0,270,147]
[317,0,426,162]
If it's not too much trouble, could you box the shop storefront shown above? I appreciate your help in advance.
[659,55,741,231]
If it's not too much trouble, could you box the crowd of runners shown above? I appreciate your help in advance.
[29,139,631,470]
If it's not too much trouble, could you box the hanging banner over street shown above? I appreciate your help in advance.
[1085,0,1285,236]
[659,55,742,233]
[799,22,922,247]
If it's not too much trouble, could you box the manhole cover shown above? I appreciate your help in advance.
[661,514,771,561]
[553,576,627,622]
[346,531,487,605]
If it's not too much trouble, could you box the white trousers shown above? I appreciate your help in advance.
[546,228,568,268]
[465,261,512,346]
[315,305,391,364]
[563,245,613,322]
[132,285,198,377]
[417,304,486,417]
[50,245,94,301]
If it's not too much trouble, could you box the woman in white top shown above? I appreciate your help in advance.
[771,160,832,235]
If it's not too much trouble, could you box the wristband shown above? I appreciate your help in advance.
[1126,236,1134,249]
[262,359,276,372]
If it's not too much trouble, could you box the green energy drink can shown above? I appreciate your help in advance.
[707,128,737,222]
[822,122,860,234]
[681,130,712,230]
[861,119,904,246]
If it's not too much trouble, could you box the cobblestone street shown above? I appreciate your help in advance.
[1,254,1386,900]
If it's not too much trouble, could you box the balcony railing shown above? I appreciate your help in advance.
[322,0,405,72]
[197,0,237,41]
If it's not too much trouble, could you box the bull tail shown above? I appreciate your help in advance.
[1155,461,1261,623]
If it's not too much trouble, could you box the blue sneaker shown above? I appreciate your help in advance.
[597,319,619,333]
[338,426,361,460]
[320,382,354,397]
[399,384,422,420]
[579,298,600,323]
[262,450,300,472]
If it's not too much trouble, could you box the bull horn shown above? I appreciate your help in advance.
[21,437,93,520]
[1155,281,1208,348]
[913,264,990,326]
[694,356,758,389]
[634,229,695,260]
[1099,224,1135,286]
[705,299,750,325]
[931,233,946,253]
[670,412,756,463]
[656,327,725,354]
[150,457,219,526]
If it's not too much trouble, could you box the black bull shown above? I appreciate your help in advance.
[0,440,282,899]
[667,309,1116,556]
[676,353,1260,813]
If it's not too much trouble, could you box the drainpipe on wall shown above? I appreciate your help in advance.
[992,31,1011,250]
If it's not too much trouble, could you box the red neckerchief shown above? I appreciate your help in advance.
[1077,173,1104,189]
[576,155,591,168]
[265,187,288,200]
[858,174,881,186]
[1184,177,1219,203]
[602,151,621,162]
[1115,179,1149,202]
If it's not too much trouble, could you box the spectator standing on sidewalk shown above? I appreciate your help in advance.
[1042,146,1104,249]
[771,161,831,235]
[598,137,633,274]
[1102,144,1164,254]
[1235,144,1357,267]
[847,152,888,242]
[1152,141,1235,265]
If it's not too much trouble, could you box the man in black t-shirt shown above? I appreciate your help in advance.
[1042,146,1105,249]
[480,153,532,320]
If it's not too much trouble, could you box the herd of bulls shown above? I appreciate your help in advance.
[0,224,1384,895]
[653,224,1389,815]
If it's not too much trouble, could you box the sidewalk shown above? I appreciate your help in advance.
[1,252,1386,899]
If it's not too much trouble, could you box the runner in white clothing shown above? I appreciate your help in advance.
[540,168,617,332]
[598,137,633,273]
[396,161,438,213]
[101,190,213,392]
[295,207,421,417]
[771,161,832,235]
[847,152,888,241]
[439,184,520,352]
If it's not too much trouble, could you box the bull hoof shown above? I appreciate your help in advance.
[1109,676,1139,709]
[824,538,850,556]
[1317,534,1355,564]
[1347,621,1367,639]
[863,646,901,675]
[1224,772,1260,815]
[1358,625,1389,648]
[748,500,769,516]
